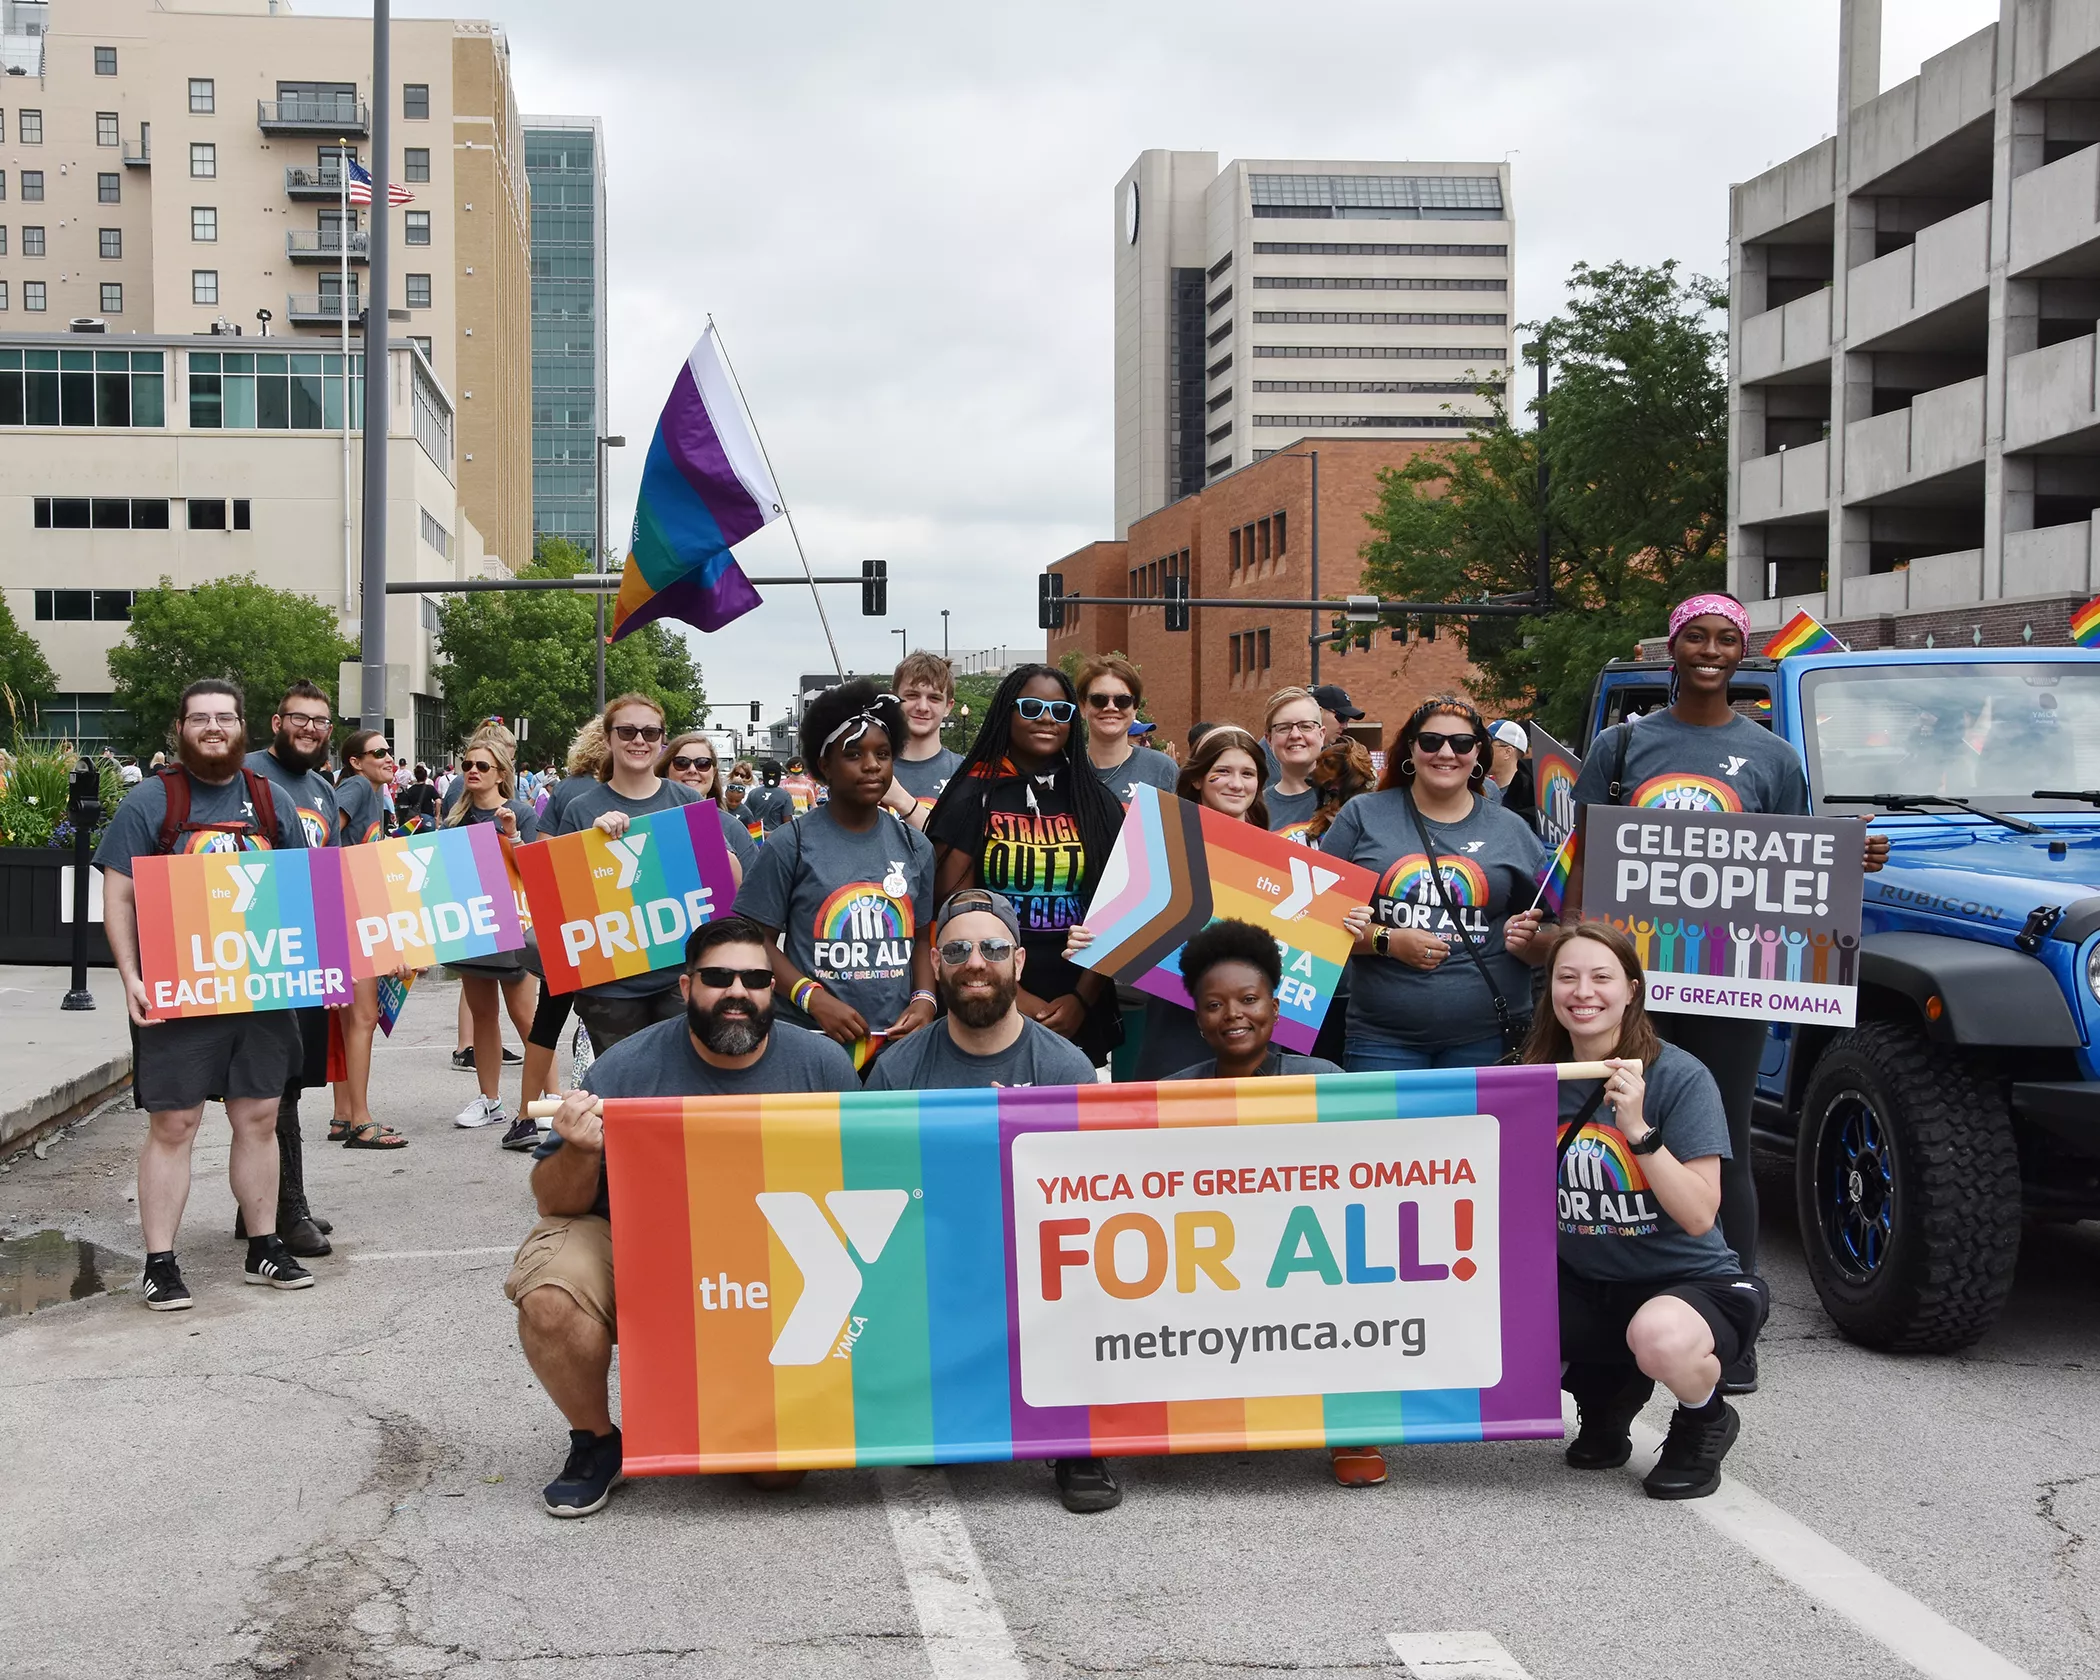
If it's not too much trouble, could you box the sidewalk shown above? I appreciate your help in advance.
[0,966,133,1152]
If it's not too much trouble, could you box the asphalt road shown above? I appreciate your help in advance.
[3,976,2095,1680]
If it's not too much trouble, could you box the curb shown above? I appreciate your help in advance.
[0,1053,135,1156]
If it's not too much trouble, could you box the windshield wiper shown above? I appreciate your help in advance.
[1823,793,2044,835]
[2034,789,2100,807]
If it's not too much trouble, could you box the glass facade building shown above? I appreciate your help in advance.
[523,117,606,562]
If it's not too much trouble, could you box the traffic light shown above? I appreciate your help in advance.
[1417,614,1437,642]
[1038,572,1067,631]
[860,559,888,617]
[1328,614,1349,657]
[749,701,762,724]
[1164,574,1189,633]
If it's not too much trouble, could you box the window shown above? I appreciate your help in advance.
[0,171,6,201]
[1259,629,1271,670]
[1252,275,1507,293]
[189,78,215,114]
[405,273,431,308]
[188,498,226,529]
[1252,241,1508,258]
[100,283,122,314]
[1274,511,1286,554]
[1207,353,1232,380]
[410,335,433,359]
[95,46,118,75]
[34,590,139,622]
[99,228,121,259]
[1207,420,1232,445]
[187,350,362,432]
[98,172,120,203]
[1207,252,1232,280]
[404,210,430,245]
[0,228,6,256]
[23,226,44,257]
[1228,527,1240,574]
[191,207,217,242]
[97,112,119,148]
[1209,454,1232,477]
[234,499,250,530]
[404,147,430,182]
[1252,311,1508,327]
[22,172,43,202]
[1253,412,1475,430]
[403,83,430,119]
[0,348,164,427]
[192,270,218,305]
[1258,519,1272,563]
[0,283,7,311]
[1255,344,1507,362]
[419,507,450,557]
[20,111,41,145]
[1207,319,1231,348]
[1207,286,1232,314]
[32,502,167,534]
[190,143,215,179]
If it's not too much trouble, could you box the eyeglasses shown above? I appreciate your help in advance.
[670,754,715,773]
[281,711,332,732]
[938,936,1015,965]
[183,712,240,729]
[612,722,666,743]
[692,966,775,991]
[1014,698,1076,723]
[1270,719,1322,738]
[1085,692,1136,711]
[461,759,498,774]
[1415,731,1480,756]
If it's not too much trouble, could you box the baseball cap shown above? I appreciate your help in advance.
[1128,719,1156,737]
[1489,720,1529,753]
[1310,684,1365,723]
[935,888,1022,944]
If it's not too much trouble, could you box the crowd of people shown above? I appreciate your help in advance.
[94,592,1885,1524]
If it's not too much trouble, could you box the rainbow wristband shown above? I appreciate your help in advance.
[909,989,937,1008]
[790,977,821,1012]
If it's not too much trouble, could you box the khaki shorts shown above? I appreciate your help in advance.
[503,1214,616,1336]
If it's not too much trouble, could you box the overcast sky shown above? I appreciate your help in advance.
[319,0,2000,721]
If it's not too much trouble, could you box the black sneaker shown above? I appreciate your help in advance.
[243,1239,316,1291]
[1565,1372,1654,1470]
[1642,1399,1739,1500]
[1720,1347,1759,1395]
[451,1047,475,1071]
[499,1115,542,1153]
[1054,1456,1122,1514]
[142,1255,192,1312]
[501,1046,523,1065]
[544,1428,623,1517]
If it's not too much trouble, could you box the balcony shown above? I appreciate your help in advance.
[1738,438,1828,525]
[1843,201,1989,350]
[284,166,346,201]
[257,97,368,137]
[2006,333,2100,453]
[1843,376,1986,502]
[287,292,363,327]
[1739,288,1831,384]
[2010,142,2100,278]
[2004,522,2100,598]
[122,142,149,170]
[1834,549,1984,619]
[286,229,369,264]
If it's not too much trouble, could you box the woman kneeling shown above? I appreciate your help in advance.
[1524,923,1768,1500]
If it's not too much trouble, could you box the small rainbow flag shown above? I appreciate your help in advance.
[1763,609,1847,658]
[2072,593,2100,648]
[1530,833,1572,917]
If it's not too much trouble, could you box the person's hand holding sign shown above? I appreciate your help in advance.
[551,1089,604,1154]
[1600,1057,1649,1142]
[592,809,630,841]
[1862,821,1890,873]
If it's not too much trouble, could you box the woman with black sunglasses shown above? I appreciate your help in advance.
[1077,654,1178,807]
[927,664,1128,1064]
[658,730,758,873]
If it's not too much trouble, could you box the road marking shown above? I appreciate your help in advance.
[1386,1630,1535,1678]
[349,1246,516,1261]
[1627,1420,2036,1680]
[877,1466,1027,1680]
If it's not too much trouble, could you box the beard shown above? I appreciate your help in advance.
[272,727,330,775]
[177,725,247,780]
[942,964,1017,1030]
[689,993,770,1057]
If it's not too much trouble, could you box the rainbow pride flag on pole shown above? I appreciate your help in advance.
[1763,608,1847,658]
[610,325,783,640]
[1530,833,1572,917]
[2071,593,2100,648]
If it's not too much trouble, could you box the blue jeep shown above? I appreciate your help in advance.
[1585,647,2100,1352]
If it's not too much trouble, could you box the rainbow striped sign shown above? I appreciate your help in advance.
[1071,785,1378,1051]
[601,1064,1562,1474]
[1528,723,1580,860]
[134,848,352,1018]
[512,799,738,995]
[337,825,525,981]
[2072,593,2100,648]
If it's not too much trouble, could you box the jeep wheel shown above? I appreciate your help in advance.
[1795,1020,2020,1353]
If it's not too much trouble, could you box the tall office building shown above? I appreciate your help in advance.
[1113,152,1514,535]
[523,115,605,561]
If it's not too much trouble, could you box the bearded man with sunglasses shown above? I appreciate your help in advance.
[508,915,858,1517]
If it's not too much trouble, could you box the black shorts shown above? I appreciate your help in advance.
[573,985,684,1056]
[1560,1267,1770,1374]
[135,1012,303,1114]
[527,986,575,1051]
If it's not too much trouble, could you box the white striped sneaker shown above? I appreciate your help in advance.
[454,1094,508,1129]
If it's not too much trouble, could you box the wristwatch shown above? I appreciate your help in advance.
[1628,1121,1668,1155]
[1373,928,1391,957]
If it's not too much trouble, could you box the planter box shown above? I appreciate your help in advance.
[0,847,114,966]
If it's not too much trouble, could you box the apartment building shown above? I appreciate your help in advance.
[1113,152,1514,536]
[522,114,605,561]
[1730,0,2100,648]
[0,0,530,567]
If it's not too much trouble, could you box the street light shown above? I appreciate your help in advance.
[595,434,627,711]
[894,627,907,664]
[941,609,949,658]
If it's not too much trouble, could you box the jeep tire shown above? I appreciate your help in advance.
[1795,1020,2020,1353]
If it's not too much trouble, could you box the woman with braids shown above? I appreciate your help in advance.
[927,664,1127,1065]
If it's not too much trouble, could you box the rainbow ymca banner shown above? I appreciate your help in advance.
[134,849,353,1018]
[511,800,739,995]
[337,825,526,981]
[1071,785,1379,1052]
[601,1064,1562,1475]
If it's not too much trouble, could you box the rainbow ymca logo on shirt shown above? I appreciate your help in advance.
[1631,773,1744,813]
[1375,853,1490,938]
[814,872,915,976]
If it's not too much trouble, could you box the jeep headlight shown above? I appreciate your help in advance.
[2089,941,2100,1007]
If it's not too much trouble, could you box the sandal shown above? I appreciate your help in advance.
[327,1118,352,1143]
[342,1120,409,1150]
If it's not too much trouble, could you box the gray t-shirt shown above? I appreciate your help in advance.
[335,775,389,846]
[542,774,598,829]
[535,1017,858,1218]
[1266,785,1320,845]
[1319,789,1546,1049]
[450,796,539,844]
[712,801,758,872]
[893,746,963,819]
[1162,1050,1342,1081]
[554,778,697,997]
[1557,1041,1739,1281]
[865,1015,1097,1091]
[94,767,306,875]
[1091,747,1180,807]
[245,748,336,850]
[1572,709,1809,818]
[737,806,934,1031]
[742,784,798,833]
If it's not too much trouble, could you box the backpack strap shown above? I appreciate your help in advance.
[152,764,191,855]
[241,767,281,844]
[1605,720,1635,805]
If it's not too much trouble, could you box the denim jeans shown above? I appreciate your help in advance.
[1343,1033,1509,1074]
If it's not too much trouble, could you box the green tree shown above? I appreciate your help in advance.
[106,574,356,755]
[432,538,705,762]
[942,670,1006,757]
[1357,260,1728,741]
[0,592,59,738]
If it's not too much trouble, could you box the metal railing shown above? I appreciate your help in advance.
[284,166,345,196]
[286,229,369,261]
[257,98,369,133]
[286,292,363,324]
[121,142,150,168]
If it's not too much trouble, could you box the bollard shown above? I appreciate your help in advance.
[60,758,100,1012]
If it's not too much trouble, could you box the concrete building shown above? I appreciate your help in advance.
[0,0,531,567]
[522,115,605,561]
[0,328,485,762]
[1730,0,2100,648]
[1113,152,1514,536]
[1050,438,1477,753]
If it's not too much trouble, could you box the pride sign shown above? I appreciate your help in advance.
[134,849,352,1018]
[601,1064,1561,1475]
[1071,785,1378,1051]
[336,825,525,980]
[511,800,739,995]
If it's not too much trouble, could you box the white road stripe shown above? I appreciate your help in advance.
[1387,1630,1536,1678]
[877,1466,1028,1680]
[1627,1419,2036,1680]
[348,1245,516,1261]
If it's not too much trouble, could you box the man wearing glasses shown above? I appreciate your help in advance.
[507,915,858,1516]
[1262,686,1327,843]
[1076,655,1177,807]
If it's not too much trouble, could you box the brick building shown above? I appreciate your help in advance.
[1047,436,1479,752]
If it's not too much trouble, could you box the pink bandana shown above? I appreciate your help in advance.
[1668,593,1751,644]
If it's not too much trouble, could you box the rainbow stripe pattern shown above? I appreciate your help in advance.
[1528,723,1580,859]
[601,1064,1563,1475]
[1532,834,1572,917]
[1381,852,1488,907]
[2072,594,2100,648]
[1762,609,1847,658]
[1072,785,1379,1051]
[336,825,525,982]
[134,849,351,1019]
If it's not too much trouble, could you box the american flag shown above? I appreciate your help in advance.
[345,156,415,207]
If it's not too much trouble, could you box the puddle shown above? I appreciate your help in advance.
[0,1230,137,1319]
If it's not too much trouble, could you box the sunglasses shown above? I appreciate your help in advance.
[461,759,498,774]
[1014,698,1077,723]
[938,936,1016,965]
[1085,692,1136,711]
[692,966,775,991]
[670,754,716,772]
[1414,731,1480,756]
[612,723,666,743]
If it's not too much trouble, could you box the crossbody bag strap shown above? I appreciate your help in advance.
[1403,786,1521,1050]
[1606,720,1634,805]
[1557,1086,1608,1166]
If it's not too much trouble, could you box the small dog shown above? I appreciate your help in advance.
[1305,738,1376,841]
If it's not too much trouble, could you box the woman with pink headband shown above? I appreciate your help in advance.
[1564,592,1887,1398]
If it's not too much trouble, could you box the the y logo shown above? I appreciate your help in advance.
[225,861,270,914]
[400,845,434,895]
[1272,854,1341,921]
[604,833,649,890]
[755,1189,910,1365]
[1722,756,1749,778]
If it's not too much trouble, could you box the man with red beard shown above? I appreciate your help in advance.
[95,679,314,1312]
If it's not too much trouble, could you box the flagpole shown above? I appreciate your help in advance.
[706,314,845,678]
[340,141,354,616]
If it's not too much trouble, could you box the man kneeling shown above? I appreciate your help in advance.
[505,915,859,1517]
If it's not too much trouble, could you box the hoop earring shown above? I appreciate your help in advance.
[1398,758,1417,780]
[1468,760,1487,789]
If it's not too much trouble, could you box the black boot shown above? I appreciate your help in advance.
[275,1087,331,1258]
[1564,1364,1654,1470]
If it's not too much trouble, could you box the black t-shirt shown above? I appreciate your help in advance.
[928,765,1092,1002]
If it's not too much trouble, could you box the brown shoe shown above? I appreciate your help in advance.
[746,1469,808,1492]
[1330,1445,1387,1487]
